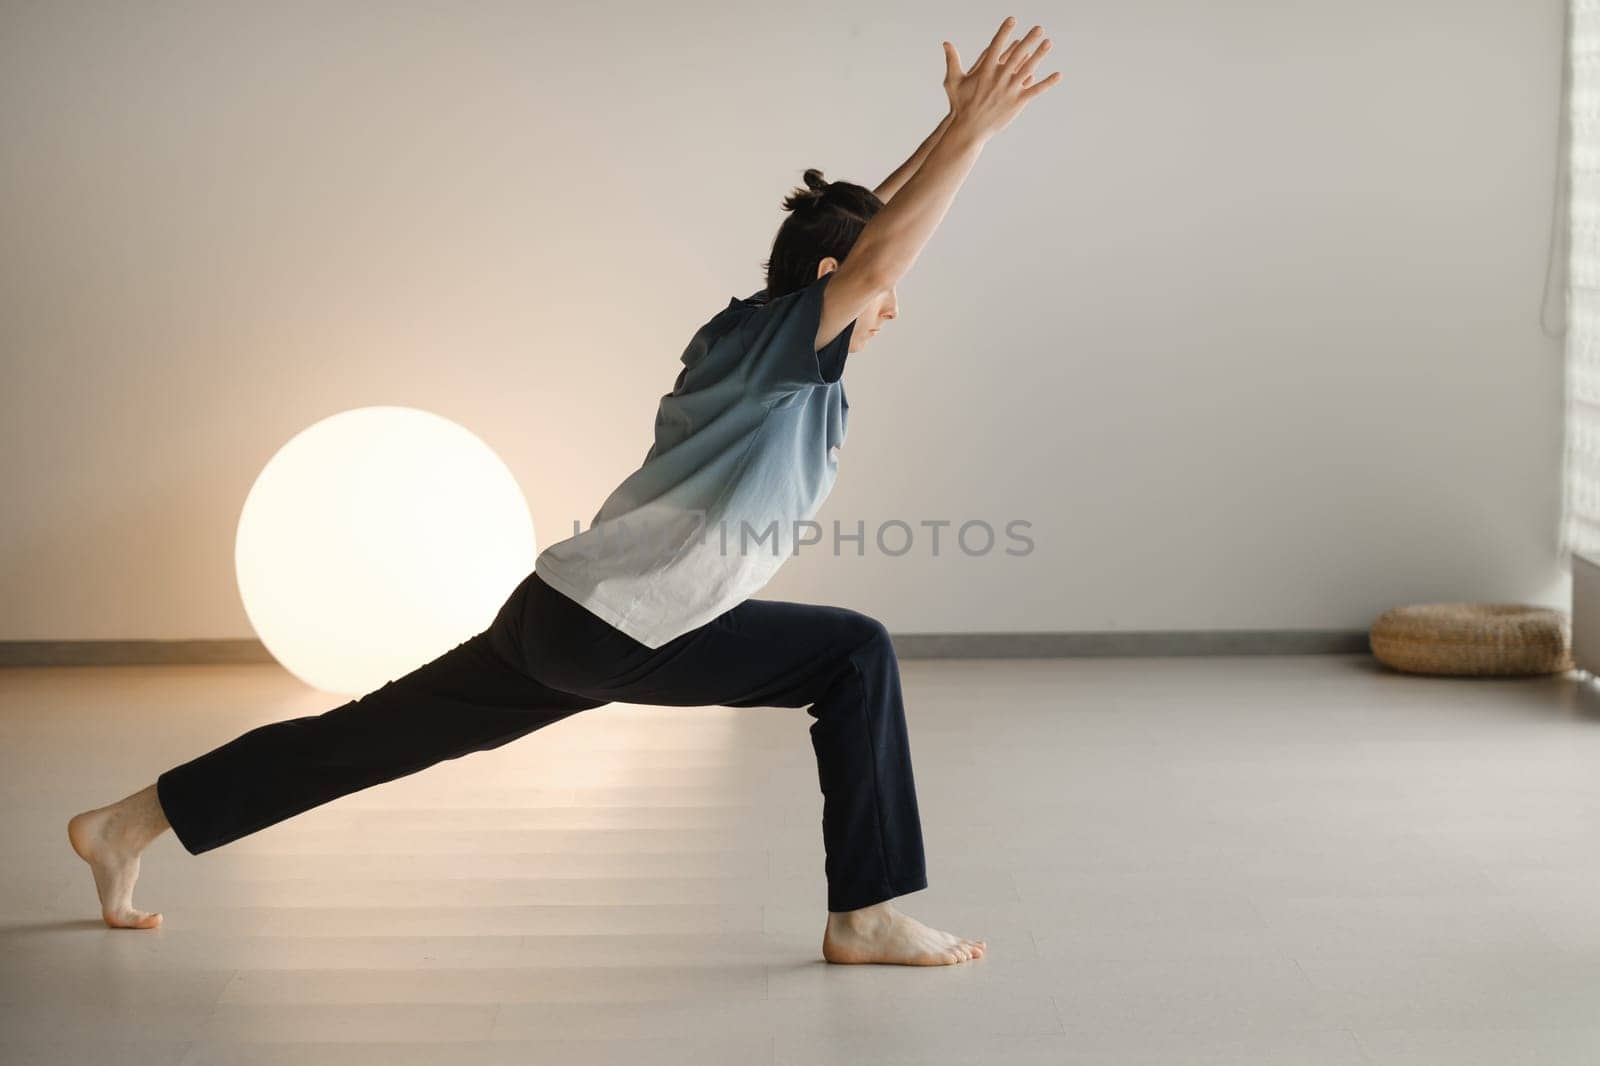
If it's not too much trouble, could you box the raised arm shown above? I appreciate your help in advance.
[872,110,956,204]
[816,17,1062,351]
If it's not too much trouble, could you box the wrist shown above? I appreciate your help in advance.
[943,112,991,150]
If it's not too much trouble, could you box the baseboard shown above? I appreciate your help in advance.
[0,629,1372,667]
[0,640,278,667]
[890,629,1370,658]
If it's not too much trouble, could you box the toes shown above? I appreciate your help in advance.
[105,909,162,930]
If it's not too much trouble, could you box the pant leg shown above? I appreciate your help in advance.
[156,576,607,855]
[519,573,928,913]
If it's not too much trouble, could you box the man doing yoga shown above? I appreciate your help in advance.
[68,16,1059,966]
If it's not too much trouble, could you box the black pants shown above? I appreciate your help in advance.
[156,572,928,912]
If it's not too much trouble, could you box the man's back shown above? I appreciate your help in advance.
[533,270,857,649]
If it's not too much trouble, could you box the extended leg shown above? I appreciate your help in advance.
[69,609,606,928]
[154,630,604,855]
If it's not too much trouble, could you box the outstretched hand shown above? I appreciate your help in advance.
[941,16,1061,136]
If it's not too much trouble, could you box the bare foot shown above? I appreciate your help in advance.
[822,900,986,965]
[67,784,169,929]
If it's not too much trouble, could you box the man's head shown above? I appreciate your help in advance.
[762,169,899,352]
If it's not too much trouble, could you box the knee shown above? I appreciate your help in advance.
[838,610,895,660]
[807,612,909,735]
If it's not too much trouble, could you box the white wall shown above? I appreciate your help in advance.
[0,0,1569,641]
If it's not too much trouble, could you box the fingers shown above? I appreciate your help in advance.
[1020,70,1063,100]
[973,15,1016,72]
[1013,33,1053,81]
[1002,24,1046,71]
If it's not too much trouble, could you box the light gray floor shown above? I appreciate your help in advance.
[4,654,1600,1065]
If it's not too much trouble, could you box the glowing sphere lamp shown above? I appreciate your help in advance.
[235,406,535,696]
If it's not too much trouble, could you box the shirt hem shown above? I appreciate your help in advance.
[533,556,667,650]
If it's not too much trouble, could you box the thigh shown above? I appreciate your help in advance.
[521,575,886,710]
[354,628,609,758]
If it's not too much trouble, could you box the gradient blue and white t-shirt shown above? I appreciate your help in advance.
[533,270,855,649]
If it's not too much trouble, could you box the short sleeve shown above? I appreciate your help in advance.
[743,271,856,395]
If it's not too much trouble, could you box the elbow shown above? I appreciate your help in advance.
[864,266,900,297]
[851,254,899,296]
[840,235,901,294]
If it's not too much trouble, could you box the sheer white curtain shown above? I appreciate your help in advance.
[1565,1,1600,561]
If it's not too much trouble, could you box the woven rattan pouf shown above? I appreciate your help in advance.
[1368,603,1573,677]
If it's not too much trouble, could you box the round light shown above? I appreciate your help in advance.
[235,406,534,696]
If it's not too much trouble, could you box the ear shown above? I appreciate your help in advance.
[816,256,840,280]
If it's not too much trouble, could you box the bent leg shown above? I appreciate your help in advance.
[523,574,927,913]
[804,620,927,913]
[156,629,606,855]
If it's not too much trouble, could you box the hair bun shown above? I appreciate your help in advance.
[801,167,830,206]
[781,167,848,217]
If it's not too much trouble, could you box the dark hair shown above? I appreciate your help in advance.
[759,168,884,300]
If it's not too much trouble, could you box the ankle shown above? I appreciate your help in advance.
[106,809,152,852]
[829,900,895,935]
[104,786,169,852]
